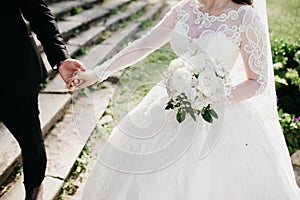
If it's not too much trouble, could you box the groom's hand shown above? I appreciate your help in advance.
[58,58,87,84]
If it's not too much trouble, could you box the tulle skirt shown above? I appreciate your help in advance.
[77,82,300,200]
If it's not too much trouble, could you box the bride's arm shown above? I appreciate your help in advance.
[68,1,184,89]
[94,4,179,77]
[230,7,269,102]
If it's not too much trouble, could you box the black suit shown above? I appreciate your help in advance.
[0,0,69,194]
[1,0,69,95]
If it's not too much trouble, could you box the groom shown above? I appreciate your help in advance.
[0,1,86,199]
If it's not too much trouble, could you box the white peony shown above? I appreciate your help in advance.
[168,58,186,71]
[167,67,192,97]
[183,52,217,73]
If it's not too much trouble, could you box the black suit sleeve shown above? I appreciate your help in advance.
[18,0,70,70]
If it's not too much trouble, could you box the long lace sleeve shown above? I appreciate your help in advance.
[93,1,185,79]
[230,7,269,102]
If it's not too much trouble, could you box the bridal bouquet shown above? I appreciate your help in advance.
[163,51,231,123]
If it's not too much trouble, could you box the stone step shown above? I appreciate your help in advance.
[33,0,132,52]
[0,81,117,200]
[55,0,132,40]
[0,125,20,189]
[0,176,63,200]
[48,0,102,18]
[32,0,105,53]
[66,1,148,56]
[0,93,71,187]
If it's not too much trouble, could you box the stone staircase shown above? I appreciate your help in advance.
[0,0,175,199]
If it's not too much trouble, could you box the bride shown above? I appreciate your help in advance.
[68,0,300,199]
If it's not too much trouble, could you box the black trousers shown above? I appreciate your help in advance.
[0,89,47,192]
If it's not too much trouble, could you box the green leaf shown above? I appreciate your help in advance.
[176,109,186,123]
[186,107,194,113]
[189,110,197,121]
[165,101,174,110]
[208,108,218,119]
[201,110,213,123]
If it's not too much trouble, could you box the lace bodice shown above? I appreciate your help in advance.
[94,0,269,100]
[171,0,244,68]
[170,0,268,95]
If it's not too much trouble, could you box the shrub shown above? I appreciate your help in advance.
[272,37,300,154]
[278,108,300,155]
[272,37,300,115]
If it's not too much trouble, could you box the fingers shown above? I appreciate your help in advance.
[67,78,81,90]
[61,58,87,71]
[72,59,86,72]
[73,59,87,72]
[66,70,98,90]
[66,79,76,90]
[67,80,81,90]
[67,78,78,89]
[78,63,87,72]
[67,71,86,90]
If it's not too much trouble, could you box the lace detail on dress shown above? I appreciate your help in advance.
[241,7,268,95]
[216,24,241,47]
[174,0,250,48]
[175,5,190,34]
[190,0,241,29]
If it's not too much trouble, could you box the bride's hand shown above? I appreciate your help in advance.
[67,69,99,90]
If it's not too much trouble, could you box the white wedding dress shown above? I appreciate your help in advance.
[77,0,300,199]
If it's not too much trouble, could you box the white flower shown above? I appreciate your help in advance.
[196,68,217,95]
[167,67,192,96]
[215,63,227,78]
[210,88,225,103]
[184,52,217,73]
[168,58,186,71]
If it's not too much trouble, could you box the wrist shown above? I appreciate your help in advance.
[93,67,110,81]
[54,60,65,71]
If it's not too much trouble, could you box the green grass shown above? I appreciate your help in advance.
[110,44,177,123]
[267,0,299,42]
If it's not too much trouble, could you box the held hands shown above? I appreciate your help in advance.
[58,58,87,84]
[67,69,100,90]
[65,63,111,90]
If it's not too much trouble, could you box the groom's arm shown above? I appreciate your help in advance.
[18,0,86,83]
[18,0,69,70]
